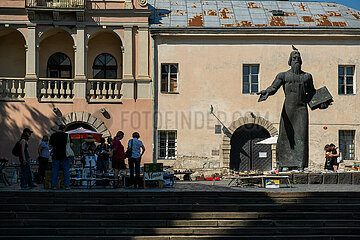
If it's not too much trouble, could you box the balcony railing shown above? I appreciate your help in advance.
[87,79,122,102]
[26,0,85,8]
[38,78,74,102]
[0,78,25,101]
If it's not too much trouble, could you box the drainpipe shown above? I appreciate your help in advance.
[151,34,157,163]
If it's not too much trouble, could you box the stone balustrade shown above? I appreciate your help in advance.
[26,0,85,8]
[38,78,74,102]
[0,78,25,101]
[87,79,123,103]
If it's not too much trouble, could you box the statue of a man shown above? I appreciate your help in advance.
[257,48,329,169]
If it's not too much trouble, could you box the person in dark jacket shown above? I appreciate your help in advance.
[49,124,70,190]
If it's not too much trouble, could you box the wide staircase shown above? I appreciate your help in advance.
[0,191,359,239]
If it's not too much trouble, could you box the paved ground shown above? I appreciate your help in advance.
[1,180,360,192]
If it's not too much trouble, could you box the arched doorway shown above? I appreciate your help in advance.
[230,124,271,171]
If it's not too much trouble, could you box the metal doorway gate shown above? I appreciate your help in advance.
[230,124,272,172]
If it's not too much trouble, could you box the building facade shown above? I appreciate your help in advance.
[150,0,360,173]
[0,0,153,162]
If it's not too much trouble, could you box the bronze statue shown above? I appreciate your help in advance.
[257,47,331,169]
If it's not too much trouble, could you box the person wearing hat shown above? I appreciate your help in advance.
[19,128,36,189]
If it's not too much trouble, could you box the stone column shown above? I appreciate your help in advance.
[74,25,86,98]
[138,27,149,79]
[25,25,38,98]
[122,26,134,99]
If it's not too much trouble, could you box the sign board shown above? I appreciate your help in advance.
[144,163,164,181]
[144,163,163,173]
[259,152,267,158]
[265,179,280,188]
[144,172,164,181]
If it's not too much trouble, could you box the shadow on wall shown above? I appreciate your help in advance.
[0,102,56,163]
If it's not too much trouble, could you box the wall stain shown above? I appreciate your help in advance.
[188,15,204,27]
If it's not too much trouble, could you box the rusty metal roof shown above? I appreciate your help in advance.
[148,1,360,29]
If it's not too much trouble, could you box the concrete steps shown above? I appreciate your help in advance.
[0,191,359,239]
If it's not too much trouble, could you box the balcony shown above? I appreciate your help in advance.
[0,78,25,101]
[26,0,85,21]
[26,0,85,9]
[87,79,122,103]
[38,78,74,102]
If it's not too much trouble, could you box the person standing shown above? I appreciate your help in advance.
[324,144,333,171]
[112,131,125,187]
[37,135,50,183]
[329,143,340,171]
[49,125,70,190]
[127,132,145,188]
[19,128,36,189]
[95,138,110,173]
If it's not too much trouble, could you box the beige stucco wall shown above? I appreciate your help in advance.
[155,34,360,170]
[0,29,26,77]
[0,99,153,164]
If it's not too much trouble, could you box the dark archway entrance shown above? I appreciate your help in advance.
[230,124,271,171]
[65,122,97,156]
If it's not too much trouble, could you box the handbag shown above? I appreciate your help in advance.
[66,134,75,157]
[337,150,343,163]
[124,139,133,159]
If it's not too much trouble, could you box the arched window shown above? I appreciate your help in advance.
[93,53,117,79]
[47,52,72,78]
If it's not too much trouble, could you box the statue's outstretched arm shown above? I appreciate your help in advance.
[257,72,284,102]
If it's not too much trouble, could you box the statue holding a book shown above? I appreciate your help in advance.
[257,46,333,169]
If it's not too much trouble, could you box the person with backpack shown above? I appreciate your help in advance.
[127,132,145,188]
[18,128,36,189]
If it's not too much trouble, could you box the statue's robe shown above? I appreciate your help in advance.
[266,70,315,169]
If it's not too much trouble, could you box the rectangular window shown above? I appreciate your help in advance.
[338,66,355,95]
[158,131,177,159]
[161,64,178,93]
[339,130,355,160]
[243,64,259,94]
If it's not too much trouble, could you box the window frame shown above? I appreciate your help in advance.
[158,130,177,160]
[93,53,118,79]
[47,52,72,79]
[338,65,355,95]
[160,63,179,94]
[242,64,260,94]
[339,130,355,160]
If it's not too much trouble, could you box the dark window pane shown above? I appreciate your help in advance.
[170,65,177,73]
[346,76,353,85]
[243,83,250,94]
[161,65,169,74]
[243,75,249,83]
[251,65,259,74]
[338,66,344,76]
[251,84,258,93]
[338,85,345,94]
[107,57,117,66]
[346,66,354,76]
[94,70,105,79]
[338,76,344,84]
[243,65,249,75]
[251,75,258,84]
[161,75,168,92]
[159,149,166,158]
[346,86,353,94]
[106,70,117,79]
[168,149,175,157]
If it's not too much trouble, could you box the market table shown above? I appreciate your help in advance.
[228,175,292,188]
